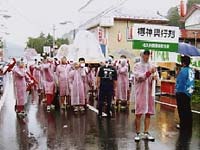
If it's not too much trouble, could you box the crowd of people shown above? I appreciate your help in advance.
[10,54,130,115]
[2,49,195,142]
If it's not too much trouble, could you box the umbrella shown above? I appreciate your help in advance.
[178,42,200,56]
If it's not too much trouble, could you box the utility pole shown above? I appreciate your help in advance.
[0,11,11,61]
[60,21,75,41]
[52,24,56,57]
[193,31,198,48]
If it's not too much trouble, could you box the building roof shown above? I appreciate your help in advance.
[181,4,200,21]
[109,8,168,21]
[80,7,168,29]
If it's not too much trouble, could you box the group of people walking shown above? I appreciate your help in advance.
[12,57,90,114]
[4,49,195,142]
[10,54,130,115]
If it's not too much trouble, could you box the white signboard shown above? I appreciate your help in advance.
[43,46,51,54]
[133,23,180,52]
[133,23,180,43]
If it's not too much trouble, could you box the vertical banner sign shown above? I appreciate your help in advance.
[132,23,179,52]
[43,46,51,54]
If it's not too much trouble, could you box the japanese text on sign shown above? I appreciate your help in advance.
[133,23,179,43]
[137,28,175,38]
[143,43,170,49]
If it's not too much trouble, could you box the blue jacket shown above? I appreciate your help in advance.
[176,67,195,97]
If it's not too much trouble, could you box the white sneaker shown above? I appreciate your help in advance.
[80,106,85,111]
[176,124,180,129]
[17,111,26,117]
[51,105,55,109]
[143,132,155,141]
[17,112,24,116]
[47,106,51,112]
[134,133,141,142]
[61,104,65,109]
[21,111,27,116]
[42,99,47,103]
[74,107,78,112]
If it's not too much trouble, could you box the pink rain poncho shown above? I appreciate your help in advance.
[69,69,85,106]
[87,68,96,90]
[133,61,155,115]
[79,66,89,100]
[42,63,55,94]
[116,60,129,101]
[33,64,43,91]
[56,64,70,96]
[13,66,28,107]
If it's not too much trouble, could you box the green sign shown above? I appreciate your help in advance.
[133,40,178,52]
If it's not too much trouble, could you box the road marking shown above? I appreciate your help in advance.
[0,95,5,111]
[155,100,177,108]
[155,100,200,114]
[87,104,107,116]
[0,75,8,111]
[0,73,15,111]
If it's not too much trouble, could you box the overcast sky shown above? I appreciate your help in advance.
[0,0,182,47]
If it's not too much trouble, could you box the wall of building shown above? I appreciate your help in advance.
[107,20,133,52]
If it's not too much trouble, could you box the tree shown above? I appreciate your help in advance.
[45,34,53,47]
[56,38,69,48]
[187,0,200,10]
[0,40,3,49]
[166,0,200,28]
[166,7,184,28]
[27,34,46,54]
[26,33,69,54]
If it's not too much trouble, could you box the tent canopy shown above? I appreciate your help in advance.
[56,30,105,63]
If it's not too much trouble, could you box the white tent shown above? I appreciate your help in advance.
[56,30,105,63]
[56,44,69,59]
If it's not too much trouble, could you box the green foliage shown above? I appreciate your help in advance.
[45,34,53,47]
[27,36,46,54]
[187,0,200,10]
[192,80,200,103]
[26,32,69,54]
[0,40,3,49]
[167,7,184,28]
[154,51,169,61]
[56,38,69,48]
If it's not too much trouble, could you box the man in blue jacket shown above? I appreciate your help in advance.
[176,55,195,129]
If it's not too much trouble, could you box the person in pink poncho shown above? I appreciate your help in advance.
[79,58,89,105]
[87,66,97,98]
[13,61,30,116]
[133,50,157,142]
[69,62,85,112]
[56,56,71,109]
[116,57,129,107]
[41,58,55,111]
[33,60,43,94]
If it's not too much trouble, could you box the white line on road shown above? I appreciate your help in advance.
[0,74,9,111]
[0,95,5,111]
[87,104,107,117]
[155,100,200,114]
[0,73,15,111]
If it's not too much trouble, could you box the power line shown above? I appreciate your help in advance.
[78,0,96,12]
[79,0,128,29]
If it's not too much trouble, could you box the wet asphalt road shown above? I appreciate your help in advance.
[0,74,199,150]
